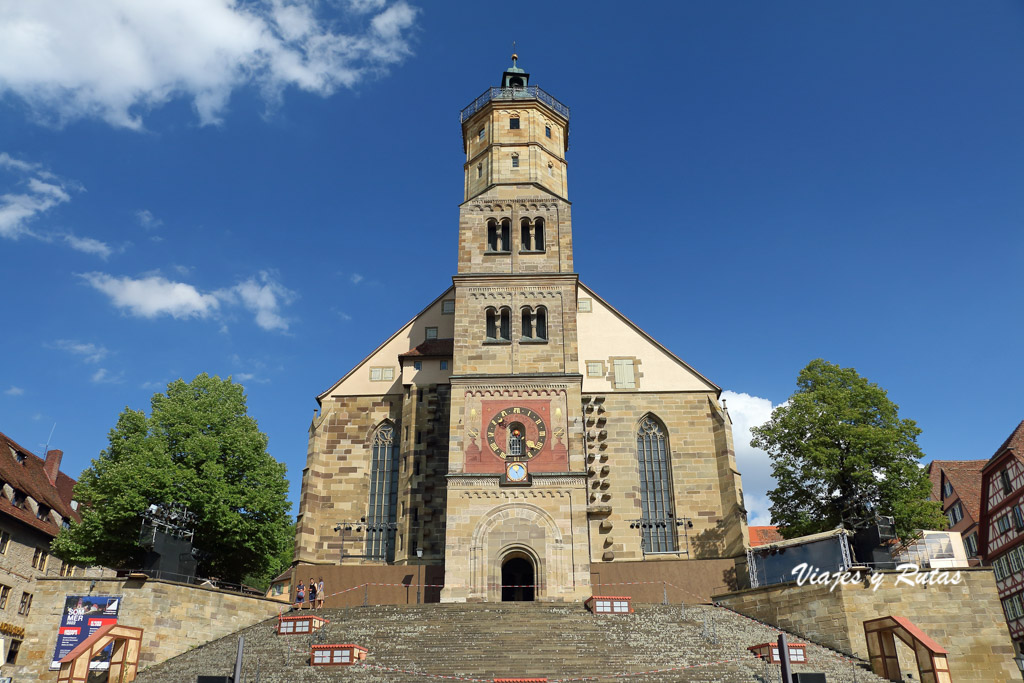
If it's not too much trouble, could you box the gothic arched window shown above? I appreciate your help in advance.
[367,422,399,561]
[533,218,545,251]
[636,416,677,553]
[520,218,532,251]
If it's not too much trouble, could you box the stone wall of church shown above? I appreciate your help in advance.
[456,195,572,275]
[583,391,747,564]
[453,277,579,376]
[296,395,402,565]
[298,385,451,568]
[463,102,568,201]
[395,384,450,564]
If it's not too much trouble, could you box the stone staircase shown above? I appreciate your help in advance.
[136,603,891,682]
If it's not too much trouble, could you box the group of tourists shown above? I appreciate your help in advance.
[294,576,325,609]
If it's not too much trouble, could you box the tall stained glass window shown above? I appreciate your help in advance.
[367,423,399,561]
[636,417,677,553]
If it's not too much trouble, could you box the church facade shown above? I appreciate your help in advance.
[295,59,748,602]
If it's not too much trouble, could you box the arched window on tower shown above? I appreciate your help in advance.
[487,307,511,341]
[499,218,511,251]
[486,307,498,339]
[636,416,677,554]
[499,306,511,340]
[487,219,499,252]
[533,218,545,251]
[520,306,547,342]
[367,422,399,562]
[520,218,532,251]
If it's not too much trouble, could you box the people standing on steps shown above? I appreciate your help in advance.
[295,580,305,610]
[308,576,317,609]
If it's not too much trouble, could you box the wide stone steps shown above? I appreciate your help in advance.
[136,603,891,683]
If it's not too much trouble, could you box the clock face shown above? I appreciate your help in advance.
[506,462,528,482]
[486,407,547,460]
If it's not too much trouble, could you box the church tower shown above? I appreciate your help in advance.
[441,55,591,601]
[297,56,748,606]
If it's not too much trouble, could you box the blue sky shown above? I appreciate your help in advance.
[1,1,1022,527]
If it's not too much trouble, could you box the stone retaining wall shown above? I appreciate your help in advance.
[11,576,284,681]
[714,567,1017,682]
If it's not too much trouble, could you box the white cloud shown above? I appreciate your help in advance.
[0,0,420,129]
[350,273,364,284]
[91,368,124,384]
[0,155,77,239]
[80,273,221,320]
[50,339,109,363]
[63,234,114,259]
[4,386,24,396]
[135,209,162,230]
[722,390,779,528]
[218,271,296,331]
[82,270,296,331]
[346,0,387,13]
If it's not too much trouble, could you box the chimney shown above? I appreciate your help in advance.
[44,449,63,485]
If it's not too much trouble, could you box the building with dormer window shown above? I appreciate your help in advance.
[979,421,1024,654]
[927,459,985,559]
[0,431,112,673]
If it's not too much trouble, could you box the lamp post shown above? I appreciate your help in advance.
[416,547,424,604]
[628,516,694,557]
[334,519,365,604]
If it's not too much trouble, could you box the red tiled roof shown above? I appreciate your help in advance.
[398,339,454,359]
[926,460,986,521]
[990,421,1024,463]
[0,431,81,537]
[748,526,783,547]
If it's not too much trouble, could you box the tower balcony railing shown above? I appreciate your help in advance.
[460,86,570,123]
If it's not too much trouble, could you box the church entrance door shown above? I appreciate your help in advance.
[501,557,535,601]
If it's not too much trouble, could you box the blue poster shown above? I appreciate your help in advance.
[49,595,120,670]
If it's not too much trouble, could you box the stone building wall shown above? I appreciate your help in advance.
[714,568,1018,682]
[453,276,579,375]
[456,194,573,276]
[583,391,747,564]
[11,576,284,681]
[296,395,402,564]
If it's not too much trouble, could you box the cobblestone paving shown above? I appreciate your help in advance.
[136,603,891,682]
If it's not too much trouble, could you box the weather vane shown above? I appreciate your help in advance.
[512,40,518,66]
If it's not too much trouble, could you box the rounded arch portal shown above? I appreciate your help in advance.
[500,550,535,602]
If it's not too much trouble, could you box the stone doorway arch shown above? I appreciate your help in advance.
[501,552,535,601]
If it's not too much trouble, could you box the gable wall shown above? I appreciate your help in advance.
[576,288,715,393]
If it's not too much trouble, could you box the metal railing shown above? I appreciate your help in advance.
[460,86,570,123]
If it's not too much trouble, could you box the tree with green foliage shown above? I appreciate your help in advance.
[52,374,292,586]
[750,359,946,540]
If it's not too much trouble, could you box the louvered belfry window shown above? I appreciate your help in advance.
[367,423,399,561]
[636,417,677,553]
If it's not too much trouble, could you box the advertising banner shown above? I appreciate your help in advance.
[49,595,121,670]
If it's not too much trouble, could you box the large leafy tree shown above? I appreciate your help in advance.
[52,374,292,585]
[750,359,945,540]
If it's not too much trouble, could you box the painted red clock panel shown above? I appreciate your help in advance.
[464,399,568,474]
